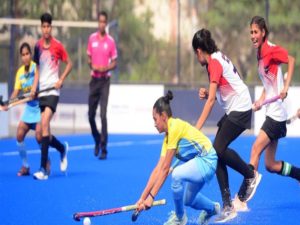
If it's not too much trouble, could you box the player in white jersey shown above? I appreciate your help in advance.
[235,16,300,208]
[192,28,261,223]
[33,12,72,180]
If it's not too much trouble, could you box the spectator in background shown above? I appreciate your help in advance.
[87,11,117,160]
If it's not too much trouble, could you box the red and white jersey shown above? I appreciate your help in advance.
[207,51,252,114]
[257,40,288,121]
[34,37,69,97]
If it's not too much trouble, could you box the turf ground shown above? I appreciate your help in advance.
[1,134,300,225]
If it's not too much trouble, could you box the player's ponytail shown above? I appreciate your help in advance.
[153,90,173,117]
[192,29,218,54]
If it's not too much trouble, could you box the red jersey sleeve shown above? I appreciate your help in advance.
[208,59,223,84]
[271,45,288,64]
[58,42,69,62]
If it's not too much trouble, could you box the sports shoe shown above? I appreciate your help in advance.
[60,142,68,172]
[33,169,48,180]
[17,166,30,176]
[99,150,107,160]
[214,205,237,223]
[232,195,249,212]
[238,171,262,202]
[163,211,187,225]
[198,202,220,225]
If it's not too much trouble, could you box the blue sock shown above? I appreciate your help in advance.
[17,141,28,168]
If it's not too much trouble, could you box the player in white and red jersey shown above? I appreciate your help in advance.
[33,12,72,180]
[192,28,261,223]
[235,16,300,208]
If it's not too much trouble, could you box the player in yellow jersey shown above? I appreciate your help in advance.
[136,91,219,225]
[4,42,40,176]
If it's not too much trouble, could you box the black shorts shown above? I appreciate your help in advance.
[217,109,252,130]
[25,122,37,130]
[39,95,59,113]
[261,116,286,141]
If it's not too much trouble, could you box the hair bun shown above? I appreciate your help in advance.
[164,90,173,102]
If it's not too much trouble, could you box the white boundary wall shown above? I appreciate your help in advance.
[254,86,300,137]
[9,84,164,134]
[0,83,9,138]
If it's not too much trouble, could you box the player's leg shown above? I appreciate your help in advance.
[265,140,300,181]
[249,130,270,170]
[184,154,219,225]
[42,96,68,172]
[16,121,31,176]
[88,78,101,156]
[99,78,110,159]
[213,118,251,206]
[35,122,51,174]
[33,107,53,179]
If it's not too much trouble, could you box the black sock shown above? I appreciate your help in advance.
[41,136,50,170]
[248,164,255,171]
[290,166,300,181]
[49,135,64,153]
[279,161,300,182]
[222,188,232,208]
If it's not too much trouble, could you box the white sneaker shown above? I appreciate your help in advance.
[163,211,187,225]
[60,142,68,172]
[214,206,237,223]
[232,195,249,212]
[198,202,221,225]
[33,170,48,180]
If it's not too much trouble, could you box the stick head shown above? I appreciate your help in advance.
[73,213,81,221]
[131,210,139,222]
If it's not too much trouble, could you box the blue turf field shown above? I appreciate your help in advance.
[1,134,300,225]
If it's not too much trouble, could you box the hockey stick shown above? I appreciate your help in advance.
[287,109,300,124]
[0,87,55,110]
[252,95,281,110]
[73,199,166,221]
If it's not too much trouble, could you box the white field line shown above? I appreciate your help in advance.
[0,139,162,157]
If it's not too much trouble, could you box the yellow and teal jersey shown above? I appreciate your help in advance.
[160,117,213,161]
[14,61,40,124]
[14,61,38,108]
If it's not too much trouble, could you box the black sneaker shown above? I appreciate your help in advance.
[99,150,107,160]
[238,171,262,202]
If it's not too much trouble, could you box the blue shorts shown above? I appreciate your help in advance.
[21,104,41,124]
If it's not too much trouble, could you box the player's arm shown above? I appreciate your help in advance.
[31,67,39,98]
[195,82,217,130]
[138,149,175,211]
[55,56,72,89]
[281,55,295,99]
[253,88,266,111]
